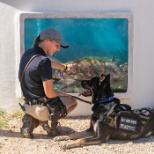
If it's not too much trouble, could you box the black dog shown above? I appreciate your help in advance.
[54,74,154,149]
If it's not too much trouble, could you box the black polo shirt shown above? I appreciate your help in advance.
[18,46,52,101]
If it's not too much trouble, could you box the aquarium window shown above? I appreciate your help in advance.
[20,13,133,99]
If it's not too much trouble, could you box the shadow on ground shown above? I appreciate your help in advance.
[0,125,76,139]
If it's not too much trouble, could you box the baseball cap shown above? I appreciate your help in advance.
[39,27,69,48]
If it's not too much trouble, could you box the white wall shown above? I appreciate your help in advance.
[0,3,18,111]
[0,0,154,115]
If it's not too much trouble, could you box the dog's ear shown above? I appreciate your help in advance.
[105,74,110,82]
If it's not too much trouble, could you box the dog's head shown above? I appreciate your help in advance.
[80,74,114,104]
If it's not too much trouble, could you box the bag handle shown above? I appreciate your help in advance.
[20,54,40,84]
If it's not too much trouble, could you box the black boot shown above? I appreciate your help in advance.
[42,120,61,136]
[20,114,39,138]
[42,121,54,136]
[50,120,61,134]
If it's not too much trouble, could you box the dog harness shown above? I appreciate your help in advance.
[104,107,153,139]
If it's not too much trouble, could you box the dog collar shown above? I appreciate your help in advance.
[97,96,114,104]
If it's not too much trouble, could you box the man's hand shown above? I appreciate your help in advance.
[66,63,76,72]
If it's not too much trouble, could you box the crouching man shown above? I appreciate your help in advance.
[18,27,77,138]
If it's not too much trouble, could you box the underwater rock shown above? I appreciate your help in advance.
[119,63,128,73]
[111,74,128,92]
[53,78,82,93]
[53,57,128,93]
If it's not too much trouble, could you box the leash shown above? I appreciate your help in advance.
[60,95,92,104]
[68,96,114,105]
[70,95,92,104]
[97,96,114,104]
[53,78,113,105]
[53,78,92,104]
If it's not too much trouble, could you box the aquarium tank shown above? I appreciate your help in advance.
[24,17,128,93]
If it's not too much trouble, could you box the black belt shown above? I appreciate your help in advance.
[25,98,47,106]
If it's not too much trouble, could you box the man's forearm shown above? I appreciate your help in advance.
[50,58,66,71]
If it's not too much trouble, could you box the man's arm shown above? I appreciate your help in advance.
[43,79,69,98]
[50,58,66,71]
[50,57,76,72]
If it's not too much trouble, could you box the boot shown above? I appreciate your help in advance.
[42,121,61,136]
[42,121,54,136]
[20,114,39,138]
[50,120,61,134]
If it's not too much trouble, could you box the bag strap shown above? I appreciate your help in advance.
[20,54,40,84]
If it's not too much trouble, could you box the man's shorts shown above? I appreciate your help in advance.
[23,96,77,121]
[23,104,49,121]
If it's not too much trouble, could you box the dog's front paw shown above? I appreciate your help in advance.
[61,143,78,150]
[61,144,72,150]
[61,145,68,150]
[54,136,70,141]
